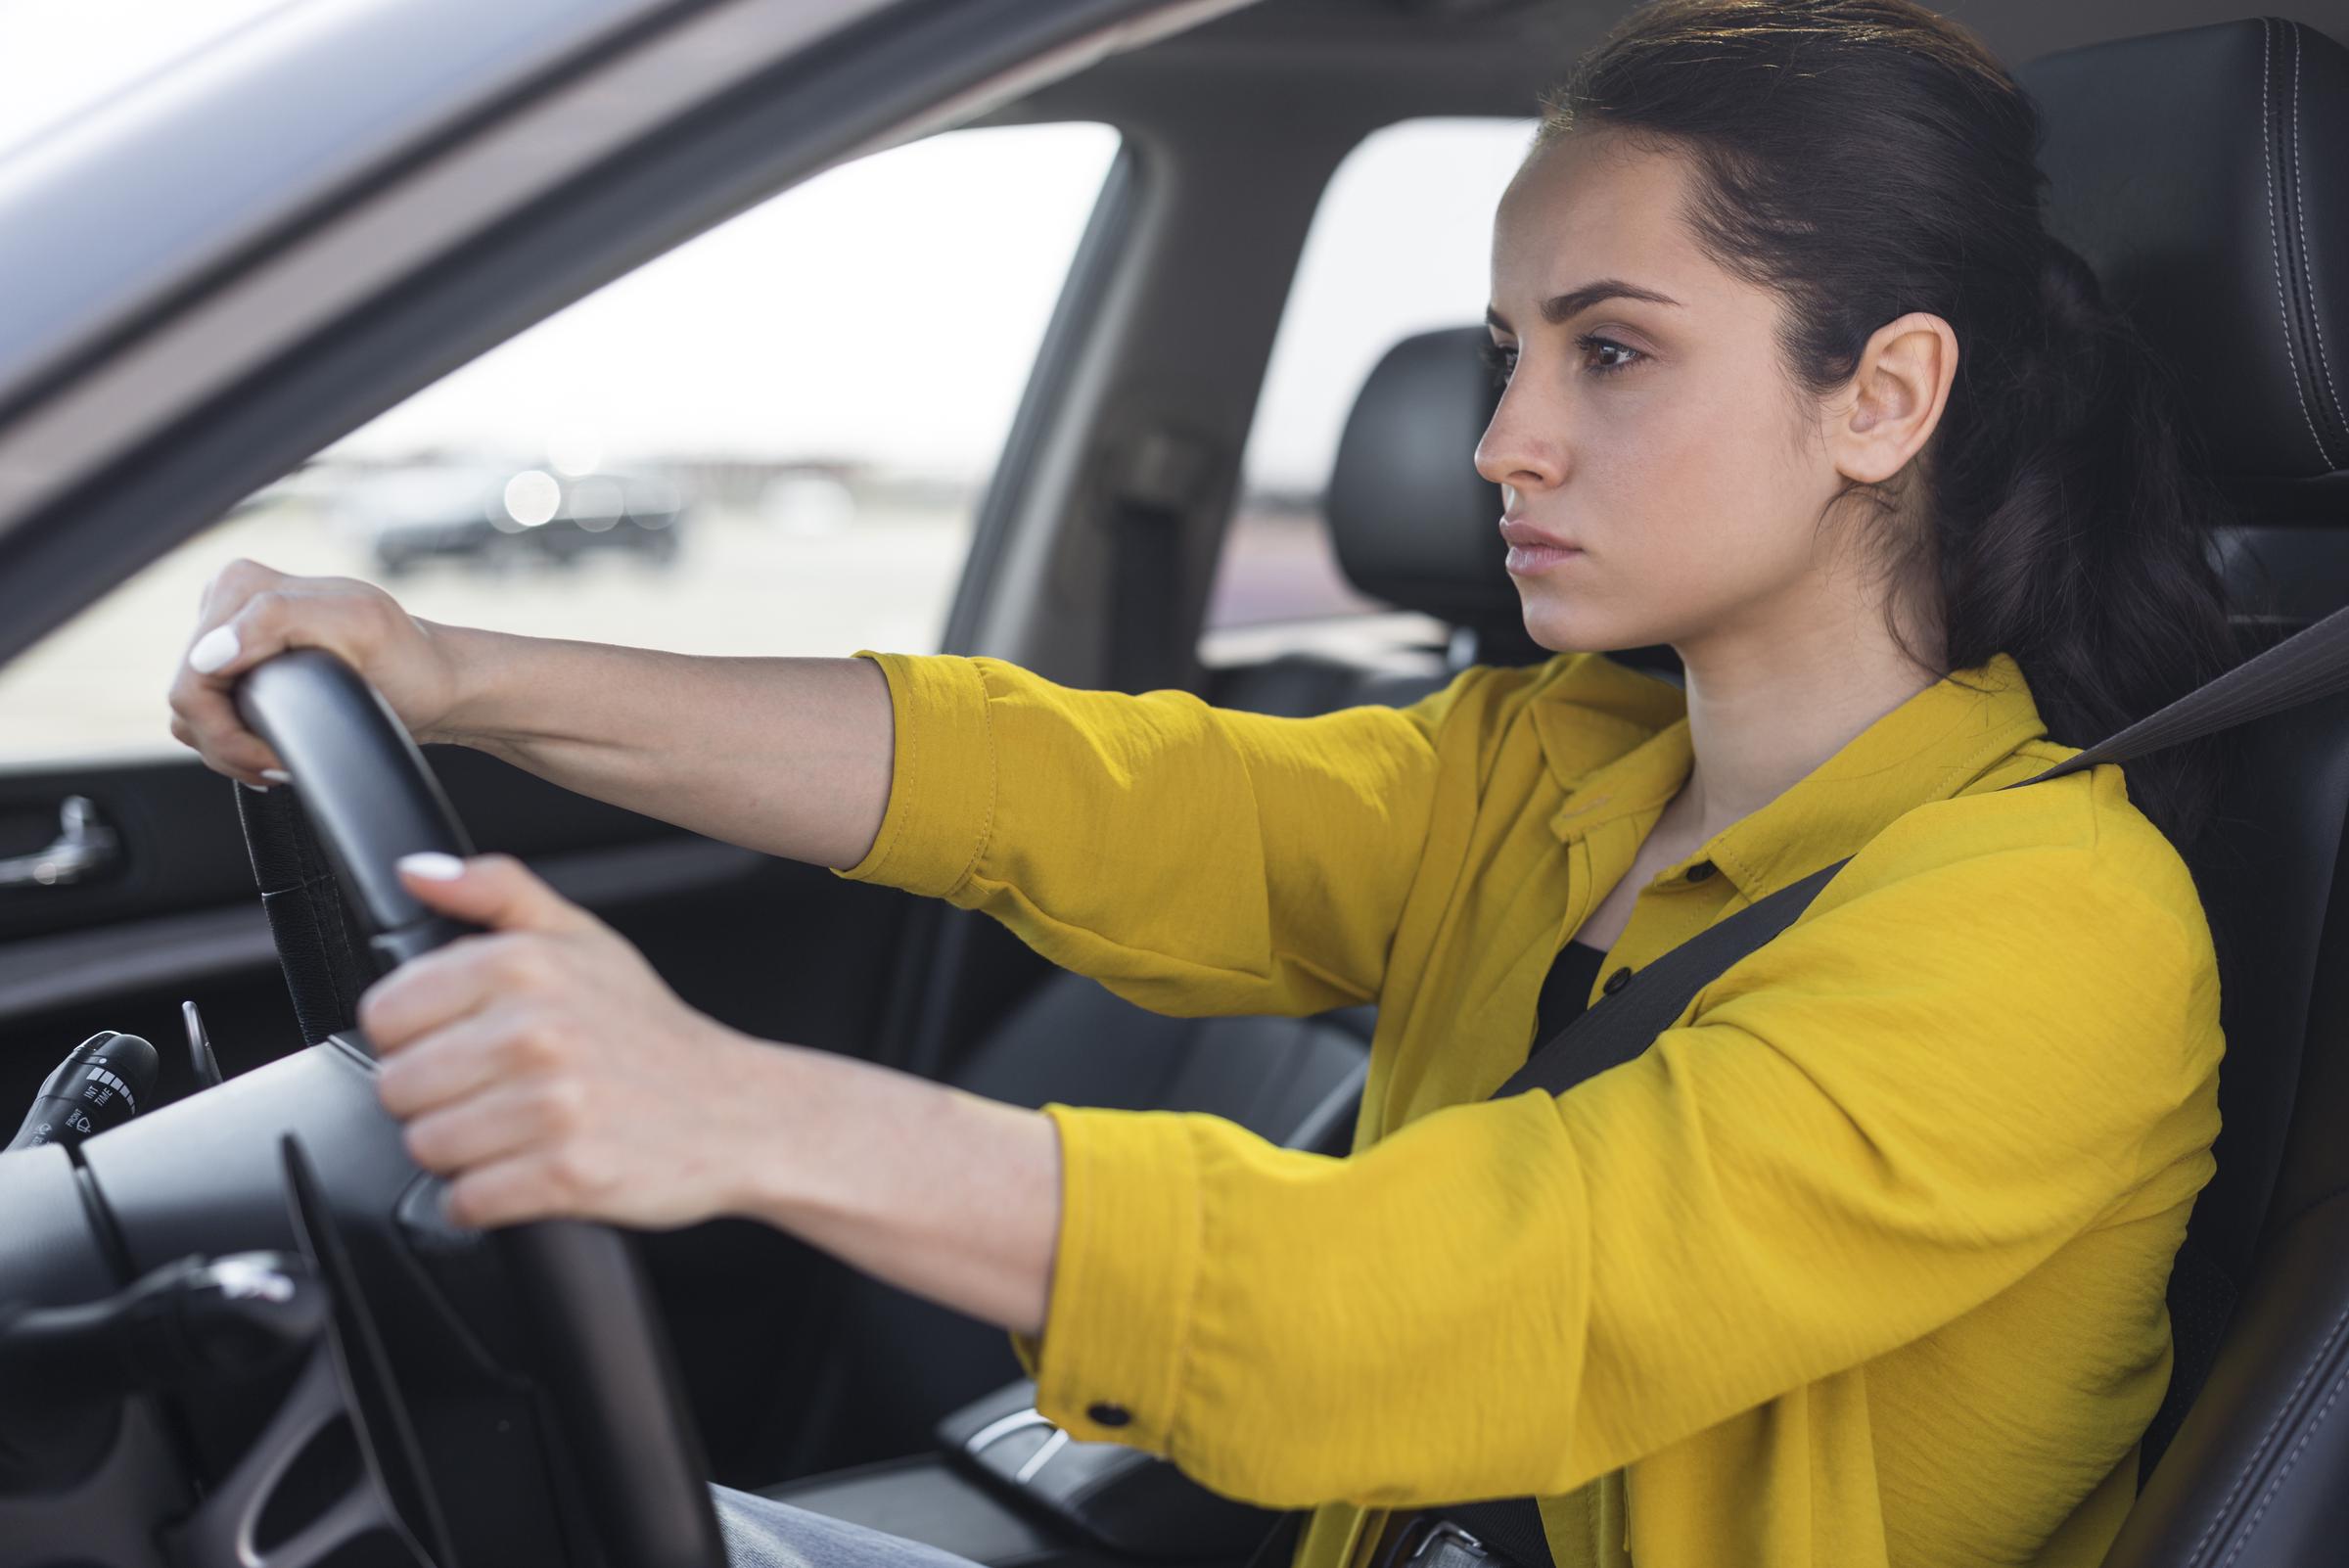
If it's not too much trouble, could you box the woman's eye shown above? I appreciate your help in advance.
[1578,335,1643,375]
[1569,335,1644,375]
[1477,337,1640,387]
[1478,340,1517,387]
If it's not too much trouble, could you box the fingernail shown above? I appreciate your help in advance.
[260,768,291,784]
[397,851,467,881]
[188,624,240,674]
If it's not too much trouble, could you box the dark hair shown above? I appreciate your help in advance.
[1534,0,2240,856]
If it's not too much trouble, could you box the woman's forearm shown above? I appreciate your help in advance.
[736,1040,1063,1338]
[428,625,896,869]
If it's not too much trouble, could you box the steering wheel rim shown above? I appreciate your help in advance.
[233,648,725,1568]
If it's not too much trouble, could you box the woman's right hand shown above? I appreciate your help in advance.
[169,558,469,787]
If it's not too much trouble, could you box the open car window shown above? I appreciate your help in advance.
[0,120,1121,768]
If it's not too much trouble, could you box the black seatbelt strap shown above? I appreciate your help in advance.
[1493,855,1851,1098]
[1241,596,2349,1568]
[1400,856,1855,1566]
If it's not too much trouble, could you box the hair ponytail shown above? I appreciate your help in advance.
[1924,235,2239,852]
[1540,0,2241,855]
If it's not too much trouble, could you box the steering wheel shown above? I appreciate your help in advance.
[232,648,724,1568]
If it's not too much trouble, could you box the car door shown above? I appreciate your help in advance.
[0,113,1128,1489]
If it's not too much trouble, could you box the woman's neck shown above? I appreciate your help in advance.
[1668,613,1946,844]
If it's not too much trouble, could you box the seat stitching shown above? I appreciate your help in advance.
[2260,18,2337,470]
[2291,23,2343,457]
[2185,1289,2349,1564]
[2214,1348,2349,1567]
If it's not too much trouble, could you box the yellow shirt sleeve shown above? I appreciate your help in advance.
[1005,831,2221,1510]
[836,650,1475,1018]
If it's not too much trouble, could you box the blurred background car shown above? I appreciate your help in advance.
[331,454,689,575]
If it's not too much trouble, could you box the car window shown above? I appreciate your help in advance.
[0,120,1121,767]
[1200,115,1538,669]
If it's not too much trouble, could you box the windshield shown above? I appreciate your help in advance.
[0,0,316,162]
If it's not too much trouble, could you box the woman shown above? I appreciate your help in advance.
[166,2,2239,1564]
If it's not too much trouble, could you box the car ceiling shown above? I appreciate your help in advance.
[990,0,2348,125]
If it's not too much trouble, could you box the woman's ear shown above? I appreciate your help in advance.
[1831,311,1958,484]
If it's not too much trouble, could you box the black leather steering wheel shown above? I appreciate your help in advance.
[233,648,724,1568]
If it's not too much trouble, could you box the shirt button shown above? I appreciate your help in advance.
[1602,966,1633,994]
[1086,1402,1133,1428]
[1686,860,1716,883]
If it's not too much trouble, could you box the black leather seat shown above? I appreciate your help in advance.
[2015,18,2349,1563]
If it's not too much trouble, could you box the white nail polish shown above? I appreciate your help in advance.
[397,851,467,881]
[260,768,292,784]
[188,624,240,674]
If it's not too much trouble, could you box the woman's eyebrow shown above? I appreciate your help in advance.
[1485,279,1682,332]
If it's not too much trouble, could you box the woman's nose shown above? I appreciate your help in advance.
[1474,383,1564,491]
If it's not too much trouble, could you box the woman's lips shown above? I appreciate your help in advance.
[1506,541,1584,574]
[1499,516,1585,576]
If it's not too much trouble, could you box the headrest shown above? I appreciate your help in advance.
[2019,18,2349,505]
[1323,326,1521,633]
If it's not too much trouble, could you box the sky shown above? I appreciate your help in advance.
[0,0,1538,492]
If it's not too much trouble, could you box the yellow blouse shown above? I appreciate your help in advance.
[836,646,2223,1568]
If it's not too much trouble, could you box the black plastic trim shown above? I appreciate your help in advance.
[940,135,1145,655]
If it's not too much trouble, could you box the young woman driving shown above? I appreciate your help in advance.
[165,2,2237,1564]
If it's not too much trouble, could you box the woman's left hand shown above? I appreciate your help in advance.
[361,848,1064,1337]
[359,851,780,1231]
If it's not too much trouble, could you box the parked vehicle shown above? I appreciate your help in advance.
[335,458,688,575]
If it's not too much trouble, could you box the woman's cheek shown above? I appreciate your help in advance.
[1591,393,1784,620]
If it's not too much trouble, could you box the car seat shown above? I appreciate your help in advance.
[2016,17,2349,1562]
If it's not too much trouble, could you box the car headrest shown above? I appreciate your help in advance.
[2019,18,2349,508]
[1323,326,1521,636]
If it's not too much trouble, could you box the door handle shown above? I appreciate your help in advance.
[0,796,120,888]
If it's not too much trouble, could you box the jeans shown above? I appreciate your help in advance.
[711,1483,993,1568]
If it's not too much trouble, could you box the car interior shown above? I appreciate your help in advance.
[0,1,2343,1566]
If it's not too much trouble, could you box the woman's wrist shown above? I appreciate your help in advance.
[730,1040,1060,1336]
[726,1038,863,1227]
[413,620,517,748]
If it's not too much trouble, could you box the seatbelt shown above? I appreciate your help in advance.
[1235,596,2349,1568]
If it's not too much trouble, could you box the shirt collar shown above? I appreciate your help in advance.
[1533,651,2052,903]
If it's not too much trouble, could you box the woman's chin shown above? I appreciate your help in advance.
[1515,602,1621,657]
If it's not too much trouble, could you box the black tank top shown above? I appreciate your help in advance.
[1531,937,1611,1049]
